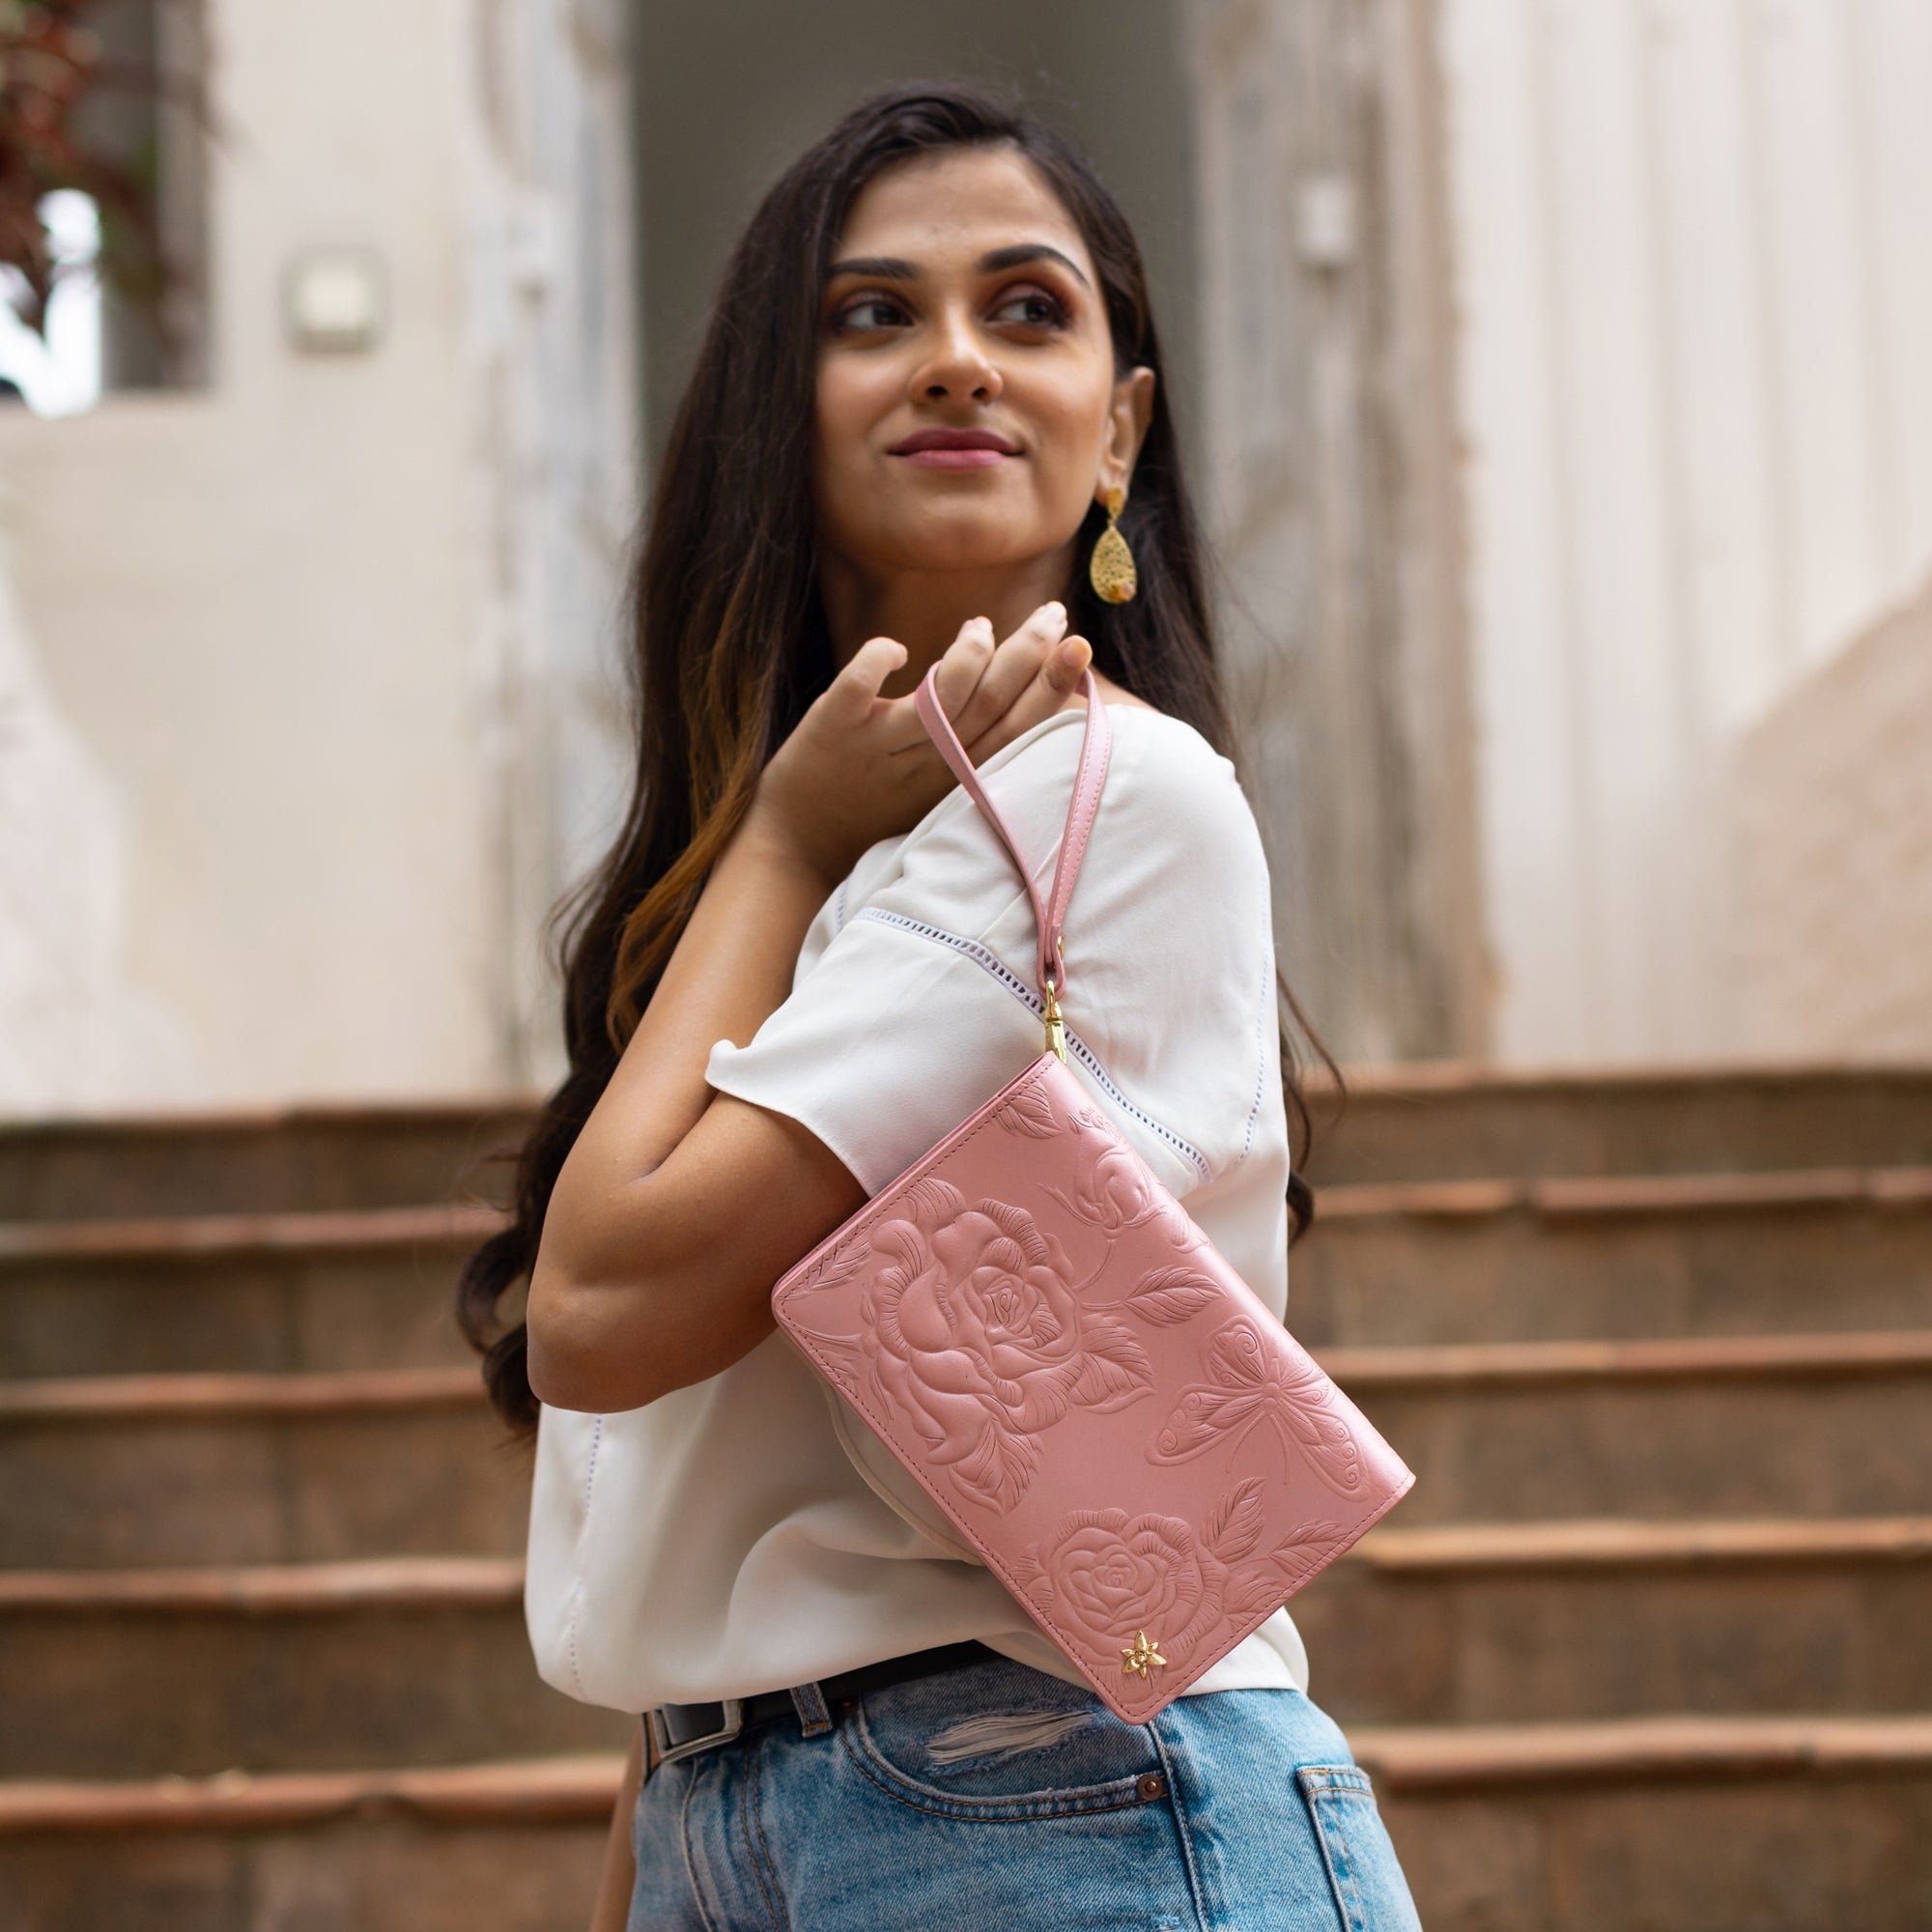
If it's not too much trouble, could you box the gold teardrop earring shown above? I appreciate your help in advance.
[1089,485,1138,605]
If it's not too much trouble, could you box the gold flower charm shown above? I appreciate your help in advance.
[1121,1631,1168,1680]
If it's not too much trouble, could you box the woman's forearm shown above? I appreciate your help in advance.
[588,1725,645,1931]
[526,799,853,1408]
[571,799,838,1179]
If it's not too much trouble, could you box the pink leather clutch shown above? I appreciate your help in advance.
[771,664,1415,1722]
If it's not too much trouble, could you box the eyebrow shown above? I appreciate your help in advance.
[824,243,1092,289]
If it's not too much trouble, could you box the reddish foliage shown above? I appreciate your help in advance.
[0,0,192,342]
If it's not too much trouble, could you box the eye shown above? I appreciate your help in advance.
[988,286,1068,331]
[831,293,911,332]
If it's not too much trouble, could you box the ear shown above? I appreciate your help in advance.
[1096,365,1157,503]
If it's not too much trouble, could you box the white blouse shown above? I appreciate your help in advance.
[525,700,1310,1713]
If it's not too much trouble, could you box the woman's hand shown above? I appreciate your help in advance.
[751,602,1093,888]
[527,602,1094,1415]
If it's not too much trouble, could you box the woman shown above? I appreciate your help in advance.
[459,83,1422,1932]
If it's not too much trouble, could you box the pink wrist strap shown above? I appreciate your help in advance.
[914,663,1113,1002]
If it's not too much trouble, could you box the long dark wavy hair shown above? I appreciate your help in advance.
[457,82,1339,1434]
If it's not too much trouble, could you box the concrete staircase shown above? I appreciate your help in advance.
[0,1106,632,1931]
[1287,1065,1932,1931]
[1,1068,1928,1929]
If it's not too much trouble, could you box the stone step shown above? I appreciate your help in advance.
[10,1065,1928,1219]
[0,1371,526,1568]
[1303,1062,1932,1184]
[0,1104,533,1223]
[0,1558,632,1780]
[9,1329,1927,1568]
[1327,1330,1932,1520]
[0,1207,502,1378]
[11,1165,1929,1379]
[1291,1166,1932,1346]
[1356,1714,1932,1932]
[9,1522,1923,1777]
[8,1324,1928,1570]
[1294,1516,1932,1724]
[0,1754,616,1932]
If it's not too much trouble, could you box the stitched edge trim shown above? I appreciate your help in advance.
[679,1760,723,1932]
[851,905,1213,1184]
[1237,945,1272,1168]
[741,1726,791,1932]
[1298,1763,1375,1932]
[1148,1710,1212,1932]
[563,1413,604,1701]
[1043,699,1111,988]
[582,1413,604,1509]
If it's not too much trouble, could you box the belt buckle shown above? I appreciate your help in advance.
[648,1698,745,1766]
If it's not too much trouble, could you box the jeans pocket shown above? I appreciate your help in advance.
[1296,1765,1425,1932]
[841,1660,1165,1822]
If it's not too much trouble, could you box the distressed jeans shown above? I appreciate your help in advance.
[628,1652,1424,1930]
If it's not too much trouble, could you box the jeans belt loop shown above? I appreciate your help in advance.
[789,1679,834,1738]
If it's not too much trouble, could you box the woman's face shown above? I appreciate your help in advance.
[812,145,1153,586]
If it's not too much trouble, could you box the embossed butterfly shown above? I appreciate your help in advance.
[1149,1319,1363,1496]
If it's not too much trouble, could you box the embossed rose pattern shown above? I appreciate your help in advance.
[858,1179,1153,1512]
[1034,1510,1208,1658]
[1017,1484,1347,1670]
[1043,1103,1170,1235]
[774,1055,1402,1709]
[1049,1138,1164,1234]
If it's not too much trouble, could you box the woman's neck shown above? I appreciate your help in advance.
[819,550,1075,694]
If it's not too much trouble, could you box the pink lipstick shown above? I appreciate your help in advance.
[889,428,1022,470]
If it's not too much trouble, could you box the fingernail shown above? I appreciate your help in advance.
[1041,601,1065,621]
[1061,638,1091,668]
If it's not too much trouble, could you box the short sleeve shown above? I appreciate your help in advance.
[703,708,1279,1203]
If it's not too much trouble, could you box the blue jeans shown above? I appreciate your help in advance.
[629,1653,1423,1930]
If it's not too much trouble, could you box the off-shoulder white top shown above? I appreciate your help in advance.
[524,700,1309,1713]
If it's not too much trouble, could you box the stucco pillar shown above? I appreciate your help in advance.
[1186,0,1488,1064]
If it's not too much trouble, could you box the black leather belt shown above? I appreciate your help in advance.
[646,1640,998,1768]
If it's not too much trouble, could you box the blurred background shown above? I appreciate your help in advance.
[3,2,1929,1928]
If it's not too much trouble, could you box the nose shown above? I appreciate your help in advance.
[910,306,1002,405]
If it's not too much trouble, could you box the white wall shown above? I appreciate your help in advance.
[0,0,636,1113]
[1731,573,1932,1061]
[14,0,1925,1105]
[1441,0,1932,1062]
[0,519,197,1109]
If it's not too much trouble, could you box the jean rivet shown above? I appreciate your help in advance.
[1138,1772,1166,1801]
